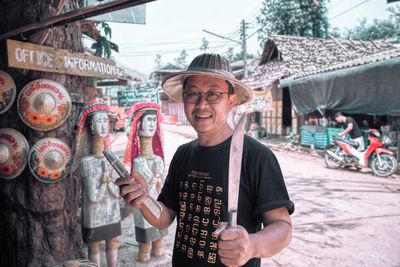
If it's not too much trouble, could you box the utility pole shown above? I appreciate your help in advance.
[203,19,248,79]
[241,19,248,78]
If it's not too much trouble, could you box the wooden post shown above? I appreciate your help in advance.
[397,132,400,168]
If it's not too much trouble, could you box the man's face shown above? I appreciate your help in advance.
[139,114,157,137]
[335,115,344,123]
[183,75,236,136]
[91,112,109,137]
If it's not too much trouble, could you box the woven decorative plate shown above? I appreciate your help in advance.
[0,70,17,115]
[17,79,71,131]
[0,128,29,180]
[28,138,72,183]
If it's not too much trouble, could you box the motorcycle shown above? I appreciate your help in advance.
[324,129,398,177]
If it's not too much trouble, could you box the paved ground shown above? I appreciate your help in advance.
[107,123,400,267]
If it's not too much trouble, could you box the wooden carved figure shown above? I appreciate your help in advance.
[74,101,121,267]
[124,102,167,263]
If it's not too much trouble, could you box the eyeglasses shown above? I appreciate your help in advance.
[182,92,230,104]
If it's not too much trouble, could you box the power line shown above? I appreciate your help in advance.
[208,1,262,54]
[220,27,259,56]
[118,2,264,62]
[203,30,241,44]
[246,29,259,40]
[330,0,371,20]
[119,45,224,57]
[330,0,347,8]
[209,27,242,53]
[118,36,221,47]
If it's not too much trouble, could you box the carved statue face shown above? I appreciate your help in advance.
[90,112,109,137]
[139,114,157,137]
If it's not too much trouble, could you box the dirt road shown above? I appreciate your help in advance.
[111,123,400,267]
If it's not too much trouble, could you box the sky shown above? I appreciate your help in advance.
[106,0,396,76]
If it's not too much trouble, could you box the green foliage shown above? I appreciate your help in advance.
[225,47,255,63]
[91,22,116,58]
[231,52,255,62]
[257,0,329,47]
[200,38,209,52]
[91,36,111,58]
[387,4,400,25]
[154,54,162,70]
[328,27,342,39]
[174,49,188,69]
[343,5,400,41]
[344,18,399,41]
[101,22,112,39]
[332,5,400,41]
[226,47,235,61]
[287,132,299,145]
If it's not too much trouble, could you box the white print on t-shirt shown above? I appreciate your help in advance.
[175,170,224,264]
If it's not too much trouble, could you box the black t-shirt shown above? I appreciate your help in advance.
[344,117,362,139]
[158,135,294,267]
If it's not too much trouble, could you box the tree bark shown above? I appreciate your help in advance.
[0,0,85,266]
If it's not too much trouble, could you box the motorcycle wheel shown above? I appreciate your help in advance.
[324,146,342,169]
[371,154,398,177]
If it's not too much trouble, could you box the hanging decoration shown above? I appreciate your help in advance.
[17,79,71,131]
[0,70,17,115]
[28,137,72,183]
[0,128,29,180]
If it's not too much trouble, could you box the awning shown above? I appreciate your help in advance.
[280,57,400,116]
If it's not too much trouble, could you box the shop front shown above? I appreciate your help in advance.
[280,53,400,162]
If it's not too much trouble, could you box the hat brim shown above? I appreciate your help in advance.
[17,79,72,131]
[28,138,72,183]
[162,71,253,106]
[0,128,29,180]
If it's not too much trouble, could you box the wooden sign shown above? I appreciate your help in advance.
[117,88,159,107]
[7,39,119,79]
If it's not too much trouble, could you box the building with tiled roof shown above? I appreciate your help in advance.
[242,35,400,137]
[244,34,397,89]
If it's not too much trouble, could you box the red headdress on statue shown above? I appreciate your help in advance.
[75,100,111,149]
[71,100,111,178]
[124,102,164,173]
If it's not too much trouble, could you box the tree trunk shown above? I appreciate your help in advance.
[0,0,85,266]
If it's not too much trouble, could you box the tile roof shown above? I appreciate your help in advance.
[243,59,290,89]
[291,47,400,79]
[243,34,399,89]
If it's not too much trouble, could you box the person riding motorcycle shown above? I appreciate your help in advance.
[333,112,365,151]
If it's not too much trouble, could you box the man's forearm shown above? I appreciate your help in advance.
[249,220,292,258]
[342,123,353,136]
[138,198,175,229]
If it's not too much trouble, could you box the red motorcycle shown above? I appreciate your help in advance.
[324,129,398,177]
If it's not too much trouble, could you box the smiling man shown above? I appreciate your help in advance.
[117,53,294,267]
[182,75,236,146]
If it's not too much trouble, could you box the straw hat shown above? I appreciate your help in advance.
[28,138,72,183]
[0,70,17,115]
[162,53,252,106]
[17,79,72,131]
[0,128,29,180]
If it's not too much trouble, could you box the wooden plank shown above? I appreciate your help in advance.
[7,39,119,79]
[0,0,156,40]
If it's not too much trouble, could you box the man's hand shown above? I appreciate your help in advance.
[116,172,148,209]
[215,224,254,267]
